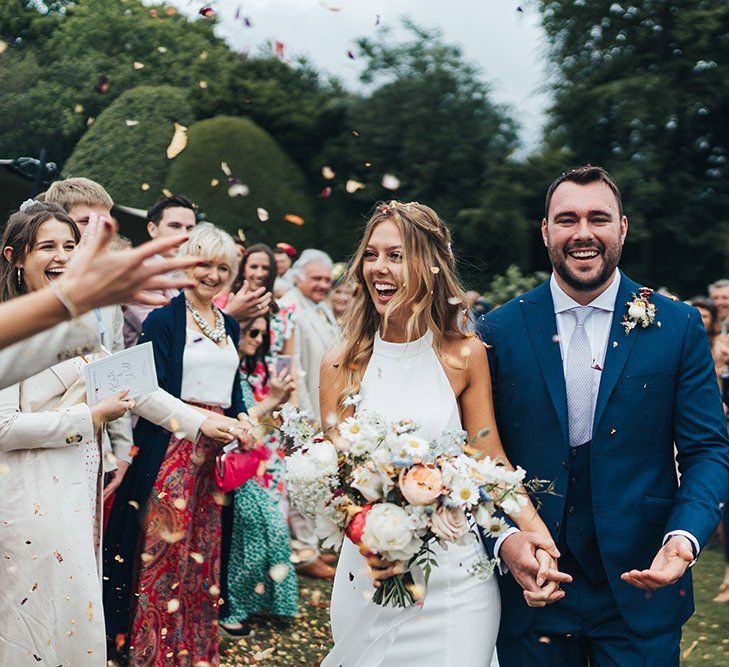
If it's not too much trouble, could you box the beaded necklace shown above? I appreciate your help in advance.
[185,298,226,343]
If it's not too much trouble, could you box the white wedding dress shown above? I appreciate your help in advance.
[325,330,500,666]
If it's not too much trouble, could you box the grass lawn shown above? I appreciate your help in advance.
[220,548,728,666]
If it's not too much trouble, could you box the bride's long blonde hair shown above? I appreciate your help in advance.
[336,201,468,411]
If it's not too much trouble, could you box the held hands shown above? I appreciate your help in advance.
[498,531,572,608]
[90,389,135,433]
[200,415,253,447]
[223,280,273,322]
[621,535,694,590]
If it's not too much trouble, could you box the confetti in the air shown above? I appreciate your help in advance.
[167,598,180,613]
[199,6,215,18]
[133,61,145,70]
[257,208,270,222]
[284,213,305,226]
[322,165,335,180]
[125,119,139,127]
[94,75,110,94]
[381,173,400,190]
[346,179,365,193]
[166,122,188,159]
[269,563,290,582]
[228,181,250,198]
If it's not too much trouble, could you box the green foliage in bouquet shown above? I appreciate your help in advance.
[164,116,316,247]
[64,85,194,208]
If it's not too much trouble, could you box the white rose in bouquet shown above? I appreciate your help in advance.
[362,503,422,561]
[351,465,393,502]
[430,505,472,544]
[307,440,339,475]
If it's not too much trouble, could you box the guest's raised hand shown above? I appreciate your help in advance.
[60,219,199,313]
[268,368,296,406]
[90,389,135,433]
[223,280,272,322]
[621,535,694,590]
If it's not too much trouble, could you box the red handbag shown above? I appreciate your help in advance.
[214,444,270,493]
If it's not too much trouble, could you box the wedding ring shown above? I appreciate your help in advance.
[226,427,235,434]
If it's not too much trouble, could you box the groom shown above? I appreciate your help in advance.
[477,165,729,665]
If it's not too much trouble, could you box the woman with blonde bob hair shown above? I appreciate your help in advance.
[104,223,252,666]
[320,202,564,666]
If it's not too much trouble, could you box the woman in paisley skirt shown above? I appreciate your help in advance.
[108,224,251,667]
[221,315,298,634]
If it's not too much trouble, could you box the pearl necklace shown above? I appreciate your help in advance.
[185,298,226,343]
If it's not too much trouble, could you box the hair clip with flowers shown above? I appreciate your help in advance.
[19,198,39,213]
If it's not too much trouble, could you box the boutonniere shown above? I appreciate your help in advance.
[623,287,658,335]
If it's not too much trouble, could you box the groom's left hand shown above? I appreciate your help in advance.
[620,535,694,590]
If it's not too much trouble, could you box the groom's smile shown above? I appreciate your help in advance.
[542,180,628,300]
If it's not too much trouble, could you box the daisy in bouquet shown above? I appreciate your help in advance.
[282,398,549,607]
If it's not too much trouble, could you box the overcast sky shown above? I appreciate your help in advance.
[174,0,551,150]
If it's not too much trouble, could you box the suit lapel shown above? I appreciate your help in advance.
[521,281,570,447]
[593,272,641,432]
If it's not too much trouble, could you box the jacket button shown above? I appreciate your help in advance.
[570,448,578,457]
[570,477,577,486]
[65,436,74,444]
[561,461,567,469]
[553,521,560,532]
[568,506,576,515]
[75,434,83,443]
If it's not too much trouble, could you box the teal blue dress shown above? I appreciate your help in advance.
[222,377,298,623]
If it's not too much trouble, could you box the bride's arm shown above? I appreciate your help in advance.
[459,337,554,542]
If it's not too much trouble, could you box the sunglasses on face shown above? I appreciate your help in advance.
[247,328,264,340]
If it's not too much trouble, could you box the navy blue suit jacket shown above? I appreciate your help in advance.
[477,272,729,638]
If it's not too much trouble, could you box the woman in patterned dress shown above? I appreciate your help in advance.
[105,224,251,666]
[221,315,298,634]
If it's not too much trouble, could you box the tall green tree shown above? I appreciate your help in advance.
[537,0,729,294]
[0,0,231,165]
[316,21,525,280]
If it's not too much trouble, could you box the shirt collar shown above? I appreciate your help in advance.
[550,270,621,315]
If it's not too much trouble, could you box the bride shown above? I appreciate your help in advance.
[319,201,560,666]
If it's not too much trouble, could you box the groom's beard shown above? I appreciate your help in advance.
[548,238,622,293]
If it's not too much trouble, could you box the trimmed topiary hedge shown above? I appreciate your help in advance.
[64,85,194,208]
[164,116,316,249]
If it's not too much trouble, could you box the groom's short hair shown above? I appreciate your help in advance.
[545,165,623,219]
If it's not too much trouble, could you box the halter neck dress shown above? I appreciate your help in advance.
[325,329,500,666]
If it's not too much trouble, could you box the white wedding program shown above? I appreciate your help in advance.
[84,342,159,405]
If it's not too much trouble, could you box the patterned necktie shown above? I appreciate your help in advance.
[566,306,595,447]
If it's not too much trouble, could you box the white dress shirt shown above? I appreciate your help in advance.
[551,270,620,417]
[495,270,699,566]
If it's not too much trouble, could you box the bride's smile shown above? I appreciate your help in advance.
[362,219,404,315]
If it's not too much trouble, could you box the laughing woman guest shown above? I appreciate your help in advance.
[0,202,134,665]
[104,223,250,666]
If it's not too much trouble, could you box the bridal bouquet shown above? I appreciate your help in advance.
[281,400,533,608]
